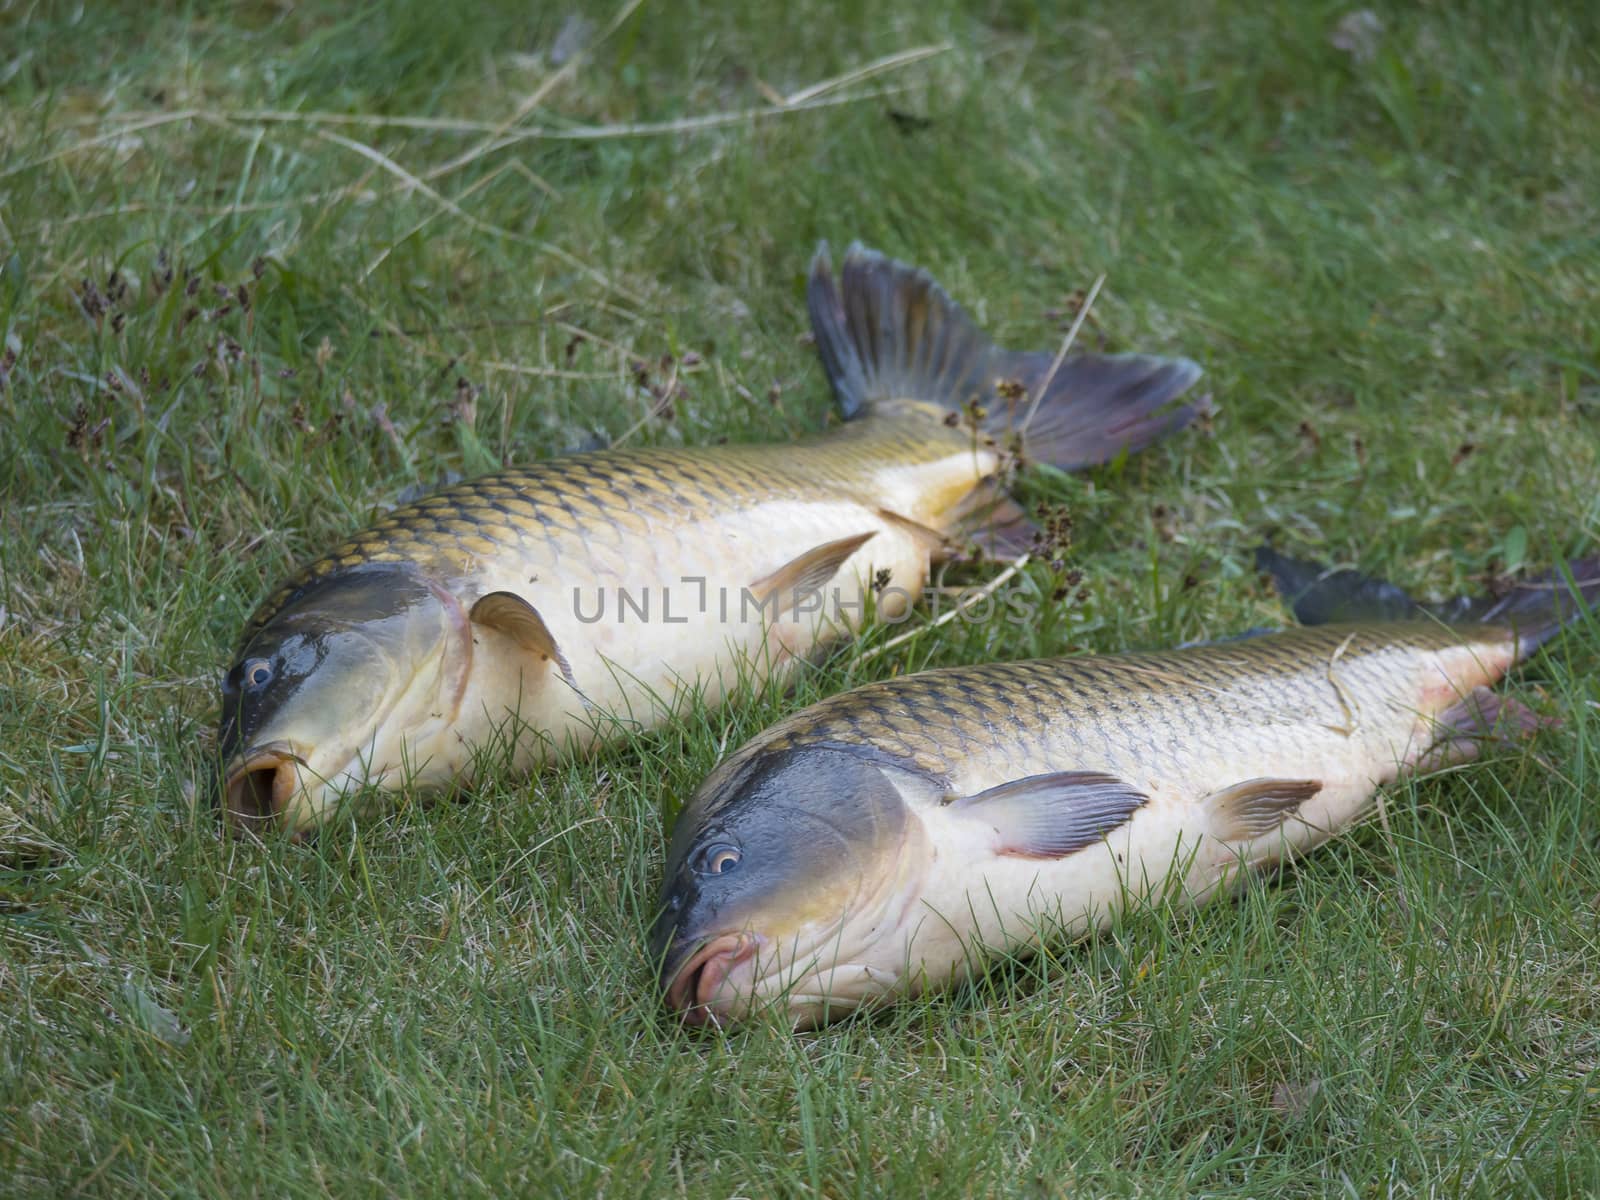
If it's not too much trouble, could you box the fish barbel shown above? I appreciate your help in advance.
[216,244,1204,834]
[652,548,1599,1028]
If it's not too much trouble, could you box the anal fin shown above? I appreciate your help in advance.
[943,481,1038,561]
[1413,686,1553,772]
[947,770,1148,859]
[747,531,875,618]
[873,507,951,555]
[1209,777,1321,842]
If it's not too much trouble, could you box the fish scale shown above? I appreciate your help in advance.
[753,622,1446,779]
[653,560,1598,1029]
[245,440,938,636]
[655,614,1565,1026]
[217,243,1206,834]
[223,431,996,833]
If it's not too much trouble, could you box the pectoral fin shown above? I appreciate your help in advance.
[747,531,876,618]
[1208,777,1321,842]
[469,591,581,694]
[947,770,1148,859]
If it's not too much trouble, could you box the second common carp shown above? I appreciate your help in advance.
[217,244,1204,834]
[652,547,1598,1028]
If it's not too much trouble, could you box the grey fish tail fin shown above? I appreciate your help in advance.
[1470,557,1600,656]
[1252,546,1422,626]
[1255,544,1600,657]
[805,242,1206,469]
[806,240,983,423]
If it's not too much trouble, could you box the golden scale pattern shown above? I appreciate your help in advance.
[244,421,982,640]
[748,623,1479,787]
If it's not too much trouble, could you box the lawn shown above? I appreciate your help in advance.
[2,1,1599,1195]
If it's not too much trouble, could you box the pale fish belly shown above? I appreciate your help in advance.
[894,637,1520,993]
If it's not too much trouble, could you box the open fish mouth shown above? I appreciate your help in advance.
[221,742,309,835]
[663,932,762,1027]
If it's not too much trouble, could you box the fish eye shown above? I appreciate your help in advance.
[243,658,274,690]
[692,842,741,876]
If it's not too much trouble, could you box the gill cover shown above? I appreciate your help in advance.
[650,745,910,983]
[217,563,454,774]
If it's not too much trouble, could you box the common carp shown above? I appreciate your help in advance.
[652,547,1598,1028]
[217,244,1205,834]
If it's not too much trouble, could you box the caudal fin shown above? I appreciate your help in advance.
[806,242,1206,470]
[1256,544,1600,657]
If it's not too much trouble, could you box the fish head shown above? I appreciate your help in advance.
[217,564,467,836]
[651,744,925,1029]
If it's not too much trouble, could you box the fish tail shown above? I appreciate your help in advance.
[1256,545,1600,658]
[805,242,1206,467]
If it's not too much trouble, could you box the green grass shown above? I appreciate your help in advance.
[3,0,1599,1195]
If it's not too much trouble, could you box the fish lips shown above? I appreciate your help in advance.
[651,883,762,1026]
[218,741,309,836]
[660,931,763,1027]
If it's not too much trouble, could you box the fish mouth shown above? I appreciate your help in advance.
[221,742,309,836]
[663,932,762,1027]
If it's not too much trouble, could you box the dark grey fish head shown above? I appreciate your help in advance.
[216,564,461,836]
[651,744,915,1028]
